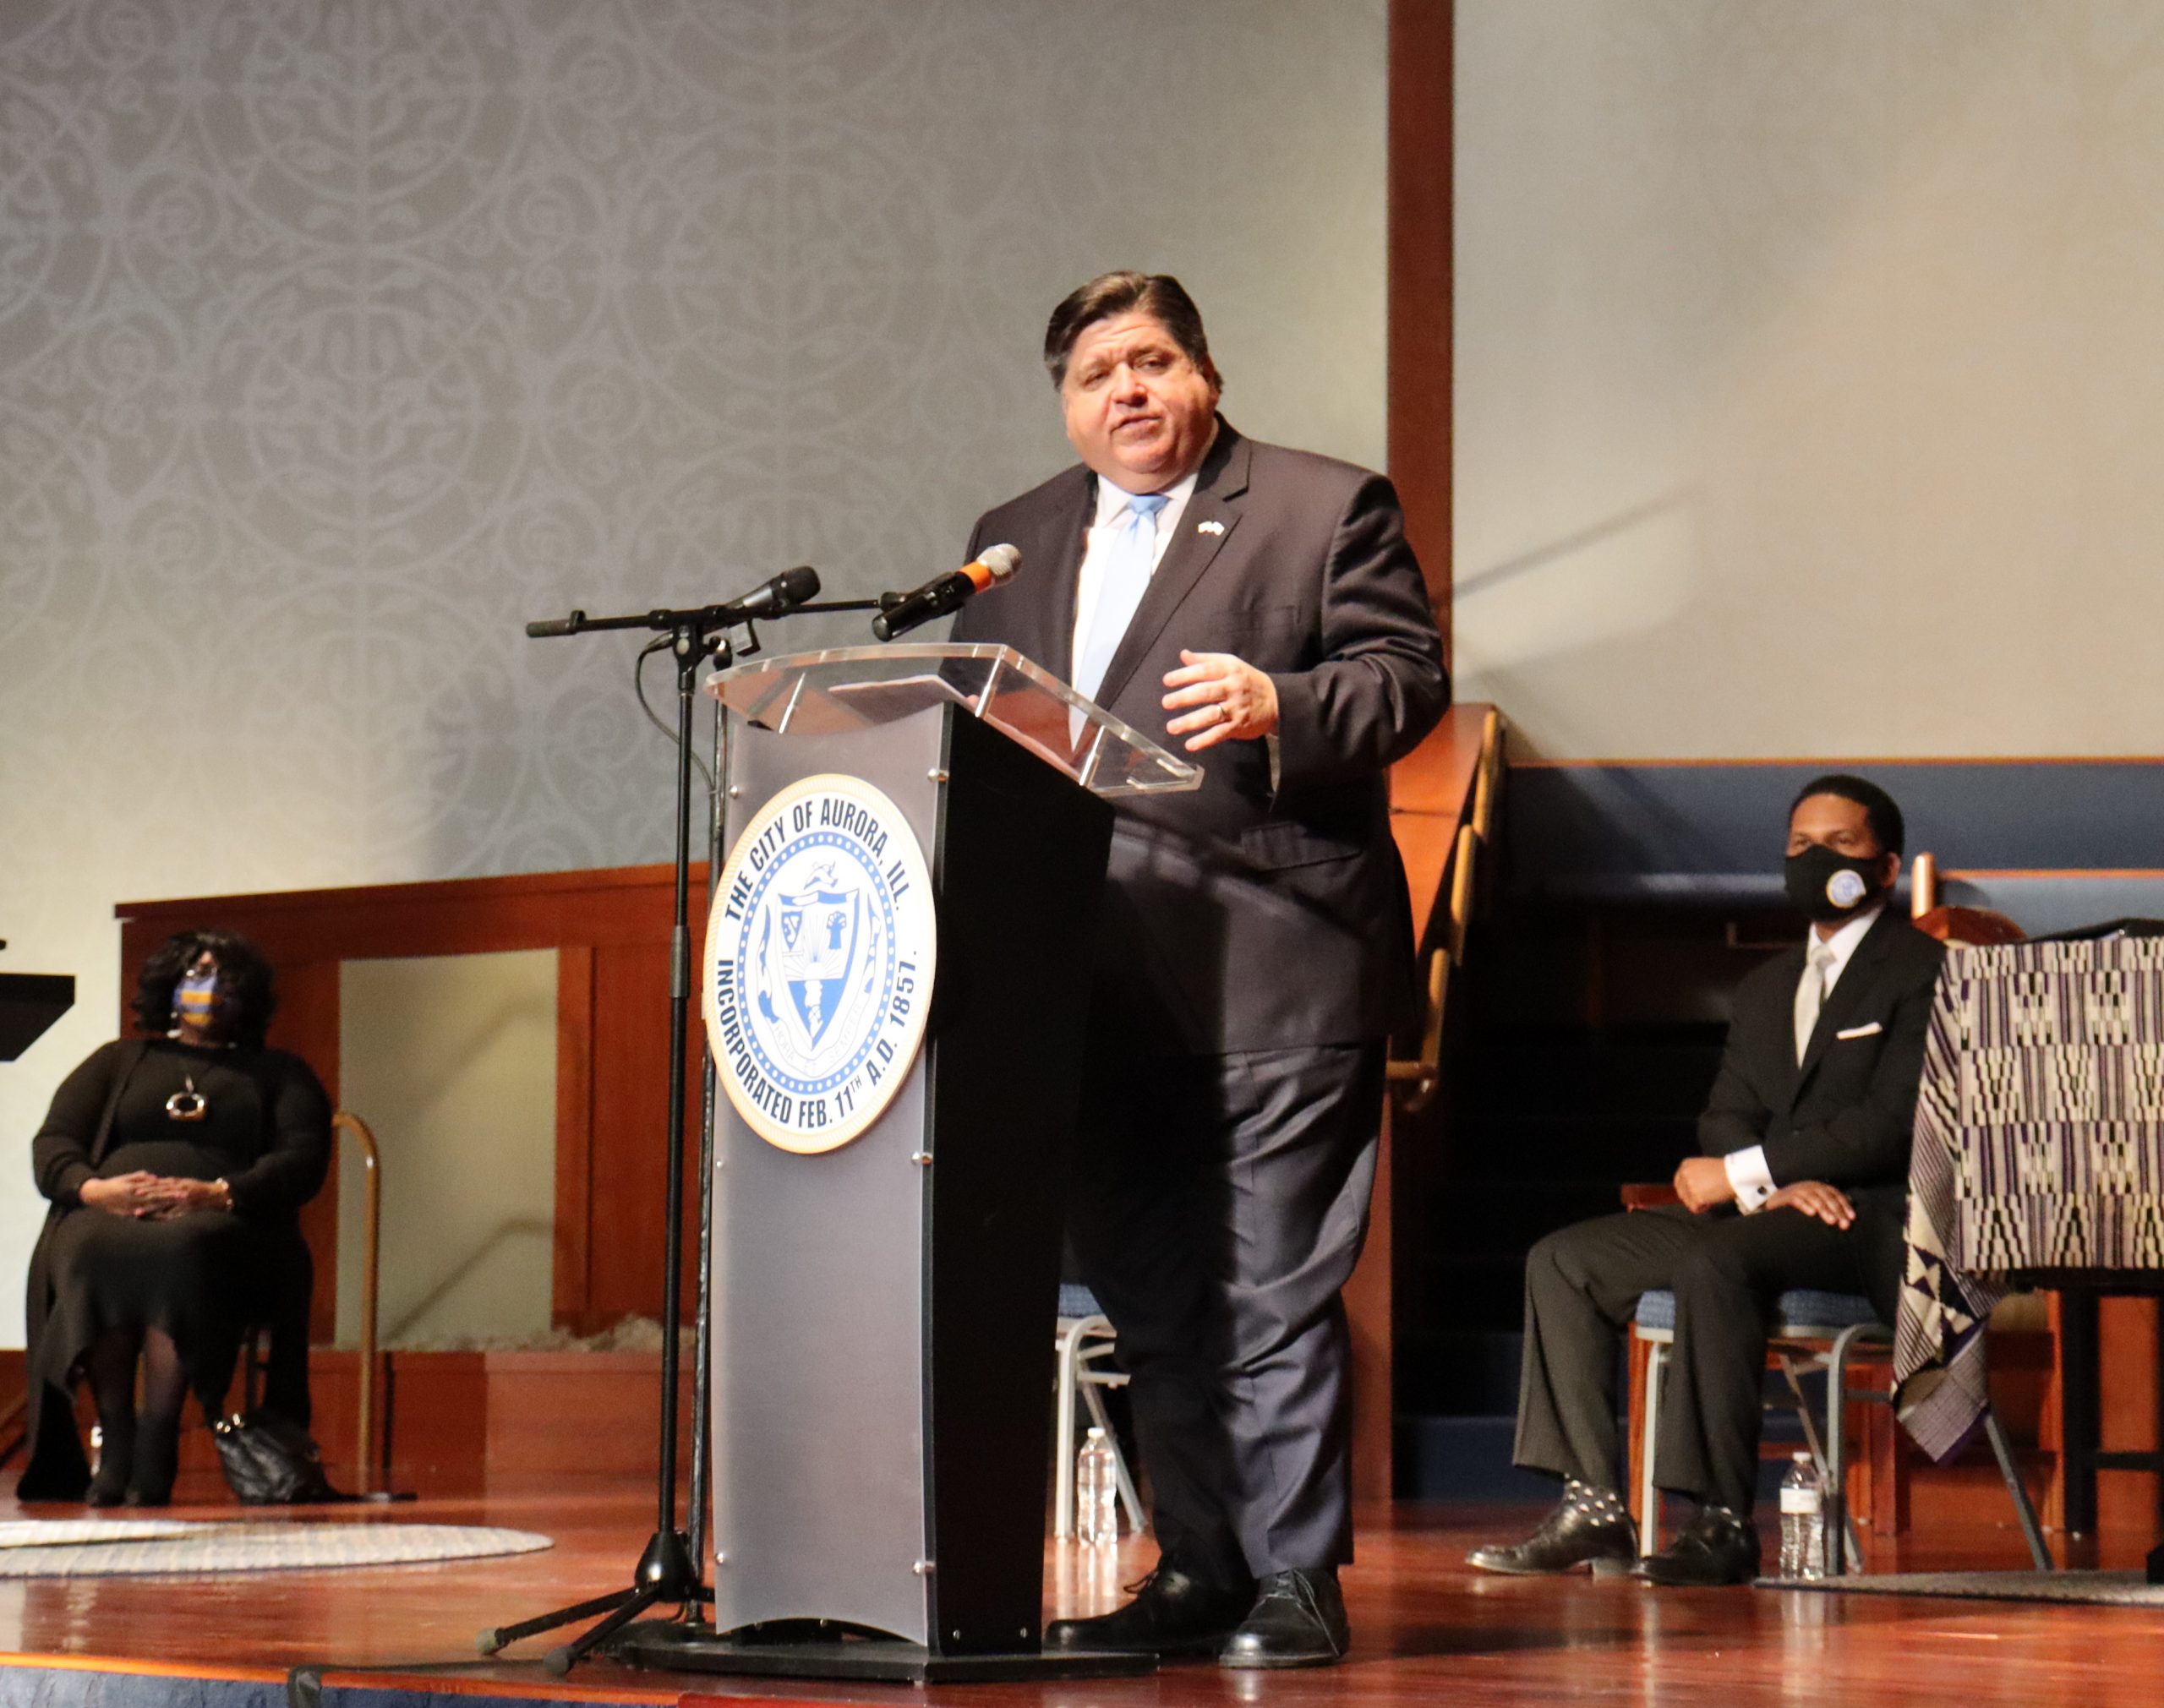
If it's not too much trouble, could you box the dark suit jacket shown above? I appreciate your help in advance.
[1697,909,1948,1196]
[953,421,1448,1054]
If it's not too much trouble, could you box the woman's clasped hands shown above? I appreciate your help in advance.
[79,1173,229,1220]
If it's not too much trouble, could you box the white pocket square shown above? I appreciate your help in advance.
[1834,1021,1883,1040]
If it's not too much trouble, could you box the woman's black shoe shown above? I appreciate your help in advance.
[1045,1565,1254,1656]
[1467,1485,1637,1576]
[1631,1504,1762,1586]
[85,1464,130,1508]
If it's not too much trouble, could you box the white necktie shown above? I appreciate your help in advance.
[1073,493,1168,705]
[1795,941,1837,1064]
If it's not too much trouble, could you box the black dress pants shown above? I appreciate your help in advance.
[1512,1196,1905,1514]
[1068,1042,1385,1586]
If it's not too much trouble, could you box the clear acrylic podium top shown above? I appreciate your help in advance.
[704,643,1203,798]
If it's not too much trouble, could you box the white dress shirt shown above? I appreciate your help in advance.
[1725,903,1884,1212]
[1069,471,1199,684]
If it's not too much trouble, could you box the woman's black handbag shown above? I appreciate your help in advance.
[212,1410,346,1504]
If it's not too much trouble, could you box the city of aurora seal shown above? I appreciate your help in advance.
[703,772,936,1154]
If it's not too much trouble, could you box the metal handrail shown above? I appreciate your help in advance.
[331,1110,383,1492]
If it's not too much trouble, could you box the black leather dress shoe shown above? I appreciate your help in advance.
[1218,1569,1349,1669]
[1467,1488,1637,1576]
[1631,1504,1762,1586]
[1045,1564,1254,1656]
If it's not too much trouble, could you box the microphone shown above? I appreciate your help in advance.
[720,564,821,622]
[871,545,1020,641]
[522,566,820,639]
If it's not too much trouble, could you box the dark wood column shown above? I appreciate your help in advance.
[1344,0,1456,1504]
[1389,0,1453,653]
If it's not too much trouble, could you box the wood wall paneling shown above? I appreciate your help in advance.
[1388,0,1453,642]
[553,945,597,1327]
[2096,1295,2161,1530]
[1353,0,1457,1512]
[579,940,705,1334]
[1343,1106,1394,1503]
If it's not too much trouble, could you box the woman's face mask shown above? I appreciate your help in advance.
[172,963,232,1039]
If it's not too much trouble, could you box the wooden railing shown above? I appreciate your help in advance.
[1388,707,1504,1110]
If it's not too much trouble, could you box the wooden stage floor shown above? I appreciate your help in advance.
[2,1475,2161,1708]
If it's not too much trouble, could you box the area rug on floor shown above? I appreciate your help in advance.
[0,1520,551,1577]
[1768,1570,2164,1607]
[0,1519,198,1547]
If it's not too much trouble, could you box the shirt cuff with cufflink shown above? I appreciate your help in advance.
[1724,1144,1774,1214]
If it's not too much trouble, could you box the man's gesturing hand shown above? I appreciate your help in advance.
[1161,650,1279,752]
[1672,1156,1735,1214]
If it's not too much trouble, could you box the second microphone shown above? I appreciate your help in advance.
[871,544,1021,641]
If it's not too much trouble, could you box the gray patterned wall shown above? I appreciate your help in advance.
[1456,0,2164,760]
[0,0,1387,1317]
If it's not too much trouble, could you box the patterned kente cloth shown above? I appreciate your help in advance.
[1894,937,2164,1460]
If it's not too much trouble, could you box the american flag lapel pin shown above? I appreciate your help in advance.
[1196,519,1225,535]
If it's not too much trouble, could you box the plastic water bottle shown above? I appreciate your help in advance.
[1076,1427,1118,1547]
[1779,1452,1825,1580]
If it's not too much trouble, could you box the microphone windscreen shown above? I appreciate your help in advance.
[774,565,822,605]
[960,544,1021,592]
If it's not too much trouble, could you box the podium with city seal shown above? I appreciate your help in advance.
[621,642,1199,1684]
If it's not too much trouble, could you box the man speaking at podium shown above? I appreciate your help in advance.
[952,272,1446,1667]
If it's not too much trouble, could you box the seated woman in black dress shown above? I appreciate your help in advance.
[19,930,331,1506]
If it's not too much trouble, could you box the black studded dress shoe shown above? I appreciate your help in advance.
[1467,1483,1637,1576]
[1045,1564,1254,1656]
[1218,1568,1349,1669]
[1631,1503,1762,1586]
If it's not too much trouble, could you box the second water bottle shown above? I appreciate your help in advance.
[1777,1451,1825,1580]
[1076,1426,1118,1547]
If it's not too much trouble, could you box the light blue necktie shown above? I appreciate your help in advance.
[1073,492,1168,705]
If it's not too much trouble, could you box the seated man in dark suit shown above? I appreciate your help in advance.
[1467,774,1946,1586]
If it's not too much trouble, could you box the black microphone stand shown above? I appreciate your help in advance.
[478,591,797,1677]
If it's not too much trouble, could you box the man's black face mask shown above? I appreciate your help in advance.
[1784,842,1886,924]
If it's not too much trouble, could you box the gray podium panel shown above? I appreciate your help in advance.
[693,652,1136,1671]
[708,710,943,1644]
